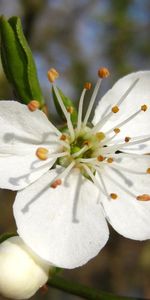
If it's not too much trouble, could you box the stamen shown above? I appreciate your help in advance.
[76,86,88,132]
[51,179,62,189]
[50,161,75,188]
[48,152,68,159]
[107,157,114,163]
[146,168,150,174]
[48,120,62,137]
[141,104,148,112]
[98,67,110,78]
[112,106,119,113]
[52,84,75,141]
[106,109,141,135]
[36,147,48,160]
[83,71,104,127]
[110,193,118,200]
[47,68,59,83]
[97,155,105,162]
[67,106,74,114]
[82,164,102,191]
[114,128,120,134]
[96,170,110,200]
[102,135,150,154]
[72,145,88,158]
[92,78,139,133]
[83,164,109,198]
[136,194,150,201]
[125,136,131,143]
[60,134,67,141]
[84,82,92,90]
[27,100,40,112]
[96,132,105,141]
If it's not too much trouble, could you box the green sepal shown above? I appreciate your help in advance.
[0,232,17,244]
[0,16,44,106]
[52,86,77,124]
[49,267,63,278]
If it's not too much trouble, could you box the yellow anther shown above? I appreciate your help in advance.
[98,67,110,78]
[97,155,105,162]
[110,193,118,200]
[67,106,74,114]
[51,179,62,189]
[112,106,119,113]
[47,68,59,83]
[36,147,48,160]
[96,132,105,141]
[125,136,131,143]
[60,134,67,141]
[114,128,120,134]
[27,100,40,112]
[107,157,114,163]
[146,168,150,174]
[84,82,92,90]
[136,194,150,201]
[141,104,148,112]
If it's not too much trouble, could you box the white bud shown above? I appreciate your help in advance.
[0,236,50,299]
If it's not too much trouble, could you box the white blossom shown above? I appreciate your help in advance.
[0,69,150,268]
[0,236,50,299]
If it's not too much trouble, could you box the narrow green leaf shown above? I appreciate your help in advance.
[52,86,77,124]
[0,16,44,106]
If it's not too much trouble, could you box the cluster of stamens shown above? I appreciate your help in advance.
[28,67,150,202]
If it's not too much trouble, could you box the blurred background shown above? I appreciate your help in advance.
[0,0,150,299]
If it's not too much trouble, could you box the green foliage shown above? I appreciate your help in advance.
[52,86,77,124]
[0,16,44,105]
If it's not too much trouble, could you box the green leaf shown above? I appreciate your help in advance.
[0,16,44,106]
[52,86,77,124]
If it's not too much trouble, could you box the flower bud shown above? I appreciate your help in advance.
[0,236,50,299]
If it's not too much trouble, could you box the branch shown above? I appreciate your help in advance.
[48,275,144,300]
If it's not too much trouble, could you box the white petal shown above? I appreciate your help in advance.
[0,236,50,299]
[0,101,59,190]
[93,71,150,153]
[97,154,150,240]
[13,168,109,269]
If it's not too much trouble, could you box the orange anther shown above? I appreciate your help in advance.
[125,136,131,143]
[60,134,67,141]
[97,155,105,161]
[47,68,59,83]
[51,179,62,188]
[110,193,118,200]
[146,168,150,174]
[67,106,74,114]
[114,128,120,134]
[36,147,48,160]
[141,104,148,112]
[136,194,150,201]
[107,157,114,163]
[98,67,110,78]
[27,100,40,112]
[112,106,119,113]
[84,82,92,90]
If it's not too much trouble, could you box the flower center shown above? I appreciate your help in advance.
[34,68,150,202]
